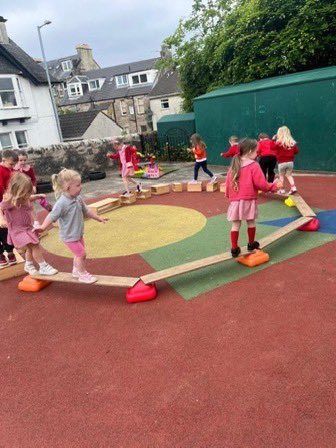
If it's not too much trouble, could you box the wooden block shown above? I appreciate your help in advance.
[151,183,170,195]
[120,193,136,205]
[206,181,218,192]
[219,183,226,193]
[136,189,151,199]
[32,272,139,288]
[187,182,203,192]
[172,182,183,192]
[0,250,25,282]
[89,197,121,214]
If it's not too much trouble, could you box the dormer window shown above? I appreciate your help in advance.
[131,73,148,85]
[88,79,101,91]
[68,83,82,98]
[62,60,73,72]
[116,75,128,87]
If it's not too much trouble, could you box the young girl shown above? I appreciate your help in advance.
[257,133,277,182]
[273,126,299,194]
[107,139,141,196]
[226,138,282,257]
[220,135,240,158]
[35,169,108,284]
[188,134,217,184]
[14,151,37,193]
[0,172,57,275]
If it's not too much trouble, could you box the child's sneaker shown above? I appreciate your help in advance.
[290,186,297,194]
[39,263,58,275]
[210,175,217,184]
[24,262,37,275]
[136,182,142,193]
[247,241,260,252]
[0,254,8,269]
[7,252,17,265]
[78,271,97,284]
[72,268,80,278]
[122,191,128,195]
[124,192,131,197]
[231,247,241,258]
[279,189,286,194]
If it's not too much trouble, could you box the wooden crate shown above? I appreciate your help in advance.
[120,193,136,205]
[187,182,203,192]
[172,182,183,192]
[137,189,151,199]
[219,183,226,193]
[89,197,121,214]
[0,250,25,282]
[151,183,170,195]
[206,181,218,192]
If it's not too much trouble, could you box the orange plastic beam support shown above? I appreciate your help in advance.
[237,250,270,267]
[18,275,52,292]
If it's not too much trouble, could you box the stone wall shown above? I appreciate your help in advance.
[25,135,141,182]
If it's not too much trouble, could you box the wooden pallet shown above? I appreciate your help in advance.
[0,250,25,282]
[187,182,203,192]
[206,181,218,192]
[219,183,226,193]
[151,184,170,195]
[120,193,136,205]
[136,189,151,199]
[172,182,183,192]
[89,197,121,214]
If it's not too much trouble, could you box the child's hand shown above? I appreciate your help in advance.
[0,217,7,228]
[98,217,109,223]
[187,148,193,153]
[276,180,283,190]
[32,224,43,233]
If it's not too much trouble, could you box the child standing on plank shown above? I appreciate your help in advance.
[273,126,299,194]
[220,135,240,158]
[0,173,57,275]
[34,169,108,284]
[257,133,277,182]
[0,149,18,268]
[188,133,217,183]
[14,150,37,193]
[226,138,282,257]
[107,139,142,196]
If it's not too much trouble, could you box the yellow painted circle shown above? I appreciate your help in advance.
[41,205,207,258]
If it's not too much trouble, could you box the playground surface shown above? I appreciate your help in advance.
[1,171,336,448]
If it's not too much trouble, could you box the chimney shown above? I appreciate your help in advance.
[160,45,172,60]
[76,43,99,72]
[0,16,9,44]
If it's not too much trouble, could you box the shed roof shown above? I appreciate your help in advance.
[59,110,111,139]
[157,112,195,124]
[194,66,336,101]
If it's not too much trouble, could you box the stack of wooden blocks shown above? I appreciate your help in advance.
[88,197,121,214]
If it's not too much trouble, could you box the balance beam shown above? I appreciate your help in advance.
[32,272,139,288]
[259,216,312,248]
[290,194,316,217]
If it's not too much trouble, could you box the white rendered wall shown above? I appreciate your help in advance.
[150,95,183,130]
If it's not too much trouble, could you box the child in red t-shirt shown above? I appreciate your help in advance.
[273,126,299,194]
[257,133,277,182]
[221,135,240,158]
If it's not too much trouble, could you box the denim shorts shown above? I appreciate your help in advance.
[278,161,294,175]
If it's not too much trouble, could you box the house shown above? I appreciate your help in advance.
[59,110,122,141]
[47,44,100,103]
[149,69,183,130]
[0,16,61,150]
[58,57,160,134]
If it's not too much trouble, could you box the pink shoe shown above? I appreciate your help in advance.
[72,268,80,278]
[0,254,8,269]
[78,271,97,284]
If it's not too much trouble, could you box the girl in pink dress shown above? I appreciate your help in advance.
[0,172,58,275]
[226,138,282,257]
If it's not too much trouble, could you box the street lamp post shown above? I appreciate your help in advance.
[37,20,63,142]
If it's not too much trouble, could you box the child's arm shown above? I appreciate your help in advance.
[86,209,108,223]
[0,207,7,228]
[29,194,46,202]
[33,214,54,231]
[252,164,280,193]
[107,152,119,160]
[221,146,238,158]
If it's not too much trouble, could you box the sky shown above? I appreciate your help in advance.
[2,0,193,66]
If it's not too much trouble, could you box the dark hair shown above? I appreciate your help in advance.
[258,133,269,140]
[1,149,18,162]
[231,138,258,191]
[18,150,28,157]
[190,133,206,150]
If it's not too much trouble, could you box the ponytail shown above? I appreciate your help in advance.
[231,155,241,192]
[51,168,81,198]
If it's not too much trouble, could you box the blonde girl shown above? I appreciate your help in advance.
[35,169,108,284]
[0,172,57,275]
[273,126,299,194]
[188,133,217,183]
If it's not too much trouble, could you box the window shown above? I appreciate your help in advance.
[15,131,28,148]
[61,60,73,72]
[116,75,128,87]
[120,100,127,116]
[136,97,145,114]
[68,83,82,97]
[140,125,147,133]
[0,78,18,108]
[140,74,147,83]
[129,105,134,115]
[161,98,170,109]
[0,133,13,150]
[88,79,100,91]
[131,73,148,85]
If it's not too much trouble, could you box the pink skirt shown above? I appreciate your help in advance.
[8,229,40,248]
[227,200,258,221]
[121,165,134,178]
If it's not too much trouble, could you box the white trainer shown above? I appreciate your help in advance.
[24,263,37,275]
[189,180,198,184]
[39,263,58,275]
[78,272,97,284]
[210,175,217,184]
[72,268,80,278]
[279,189,286,194]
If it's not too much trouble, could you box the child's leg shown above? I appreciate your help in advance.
[231,220,241,248]
[30,243,58,274]
[246,219,256,243]
[122,176,129,193]
[194,162,201,181]
[67,239,96,283]
[201,161,214,178]
[73,255,86,274]
[268,157,277,183]
[285,166,295,186]
[127,176,137,186]
[259,157,267,178]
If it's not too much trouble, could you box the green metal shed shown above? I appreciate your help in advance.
[193,66,336,171]
[157,112,195,149]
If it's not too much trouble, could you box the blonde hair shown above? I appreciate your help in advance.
[276,126,296,148]
[190,133,206,150]
[231,138,257,191]
[51,168,81,198]
[4,172,33,206]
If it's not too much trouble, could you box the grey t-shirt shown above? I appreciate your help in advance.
[49,194,88,242]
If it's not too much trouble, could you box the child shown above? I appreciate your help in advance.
[14,150,37,193]
[273,126,299,194]
[0,172,57,275]
[34,169,107,284]
[257,133,277,182]
[0,149,18,268]
[226,138,282,257]
[107,139,141,196]
[220,135,240,158]
[188,133,217,183]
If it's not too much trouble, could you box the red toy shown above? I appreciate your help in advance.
[298,218,320,232]
[126,280,157,303]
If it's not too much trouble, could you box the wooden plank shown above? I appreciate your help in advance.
[0,250,25,282]
[32,272,139,287]
[291,194,316,217]
[206,181,218,192]
[260,191,289,200]
[259,216,312,248]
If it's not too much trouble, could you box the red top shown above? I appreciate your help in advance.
[192,146,207,161]
[14,165,37,187]
[257,139,277,157]
[226,159,278,201]
[274,143,299,163]
[0,164,13,202]
[221,144,240,158]
[108,145,134,169]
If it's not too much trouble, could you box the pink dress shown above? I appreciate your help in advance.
[0,200,39,248]
[119,146,134,178]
